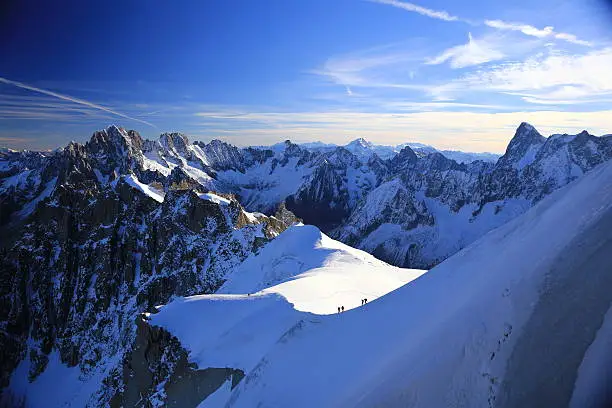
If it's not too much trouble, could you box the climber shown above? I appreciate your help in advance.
[338,306,341,314]
[341,306,345,312]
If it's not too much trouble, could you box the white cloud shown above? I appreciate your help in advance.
[312,43,429,91]
[429,47,612,104]
[485,20,592,46]
[0,77,157,128]
[426,33,505,68]
[553,32,592,47]
[368,0,459,22]
[472,48,611,93]
[485,20,553,38]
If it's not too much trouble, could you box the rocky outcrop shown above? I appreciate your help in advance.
[117,315,244,408]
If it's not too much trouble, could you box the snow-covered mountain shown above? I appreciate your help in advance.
[148,155,612,408]
[0,126,300,406]
[333,122,612,267]
[1,122,611,406]
[342,137,398,160]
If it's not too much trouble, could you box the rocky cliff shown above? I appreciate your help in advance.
[0,126,298,406]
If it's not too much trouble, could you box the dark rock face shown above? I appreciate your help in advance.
[159,132,189,156]
[286,159,349,231]
[286,147,387,231]
[389,145,418,173]
[117,316,244,408]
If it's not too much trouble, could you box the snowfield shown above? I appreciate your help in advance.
[149,224,425,380]
[152,160,612,407]
[217,225,425,314]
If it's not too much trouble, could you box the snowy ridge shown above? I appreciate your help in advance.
[216,224,425,313]
[149,225,425,390]
[196,191,231,206]
[124,174,165,203]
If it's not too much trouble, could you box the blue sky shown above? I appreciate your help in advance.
[1,0,612,152]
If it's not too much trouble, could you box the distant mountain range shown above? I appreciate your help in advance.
[258,137,501,163]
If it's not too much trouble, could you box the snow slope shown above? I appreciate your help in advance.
[165,159,612,407]
[217,225,425,313]
[149,225,425,385]
[8,350,110,408]
[123,174,165,202]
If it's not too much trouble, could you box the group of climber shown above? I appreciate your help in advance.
[337,298,369,314]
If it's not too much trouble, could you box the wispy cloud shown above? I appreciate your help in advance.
[311,41,430,93]
[312,31,541,99]
[368,0,459,22]
[368,0,592,47]
[456,47,612,103]
[0,77,157,128]
[485,20,553,38]
[484,20,592,46]
[0,94,116,121]
[552,32,592,47]
[426,33,505,69]
[0,136,29,143]
[422,46,612,106]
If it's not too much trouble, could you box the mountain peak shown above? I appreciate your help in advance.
[511,122,544,145]
[578,130,591,137]
[517,121,535,132]
[206,139,231,148]
[498,122,546,169]
[89,125,143,155]
[347,137,371,148]
[159,132,189,152]
[107,123,123,133]
[102,124,129,143]
[390,145,418,171]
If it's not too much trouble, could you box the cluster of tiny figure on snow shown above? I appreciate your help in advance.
[337,298,368,314]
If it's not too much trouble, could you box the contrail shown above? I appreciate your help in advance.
[0,76,157,128]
